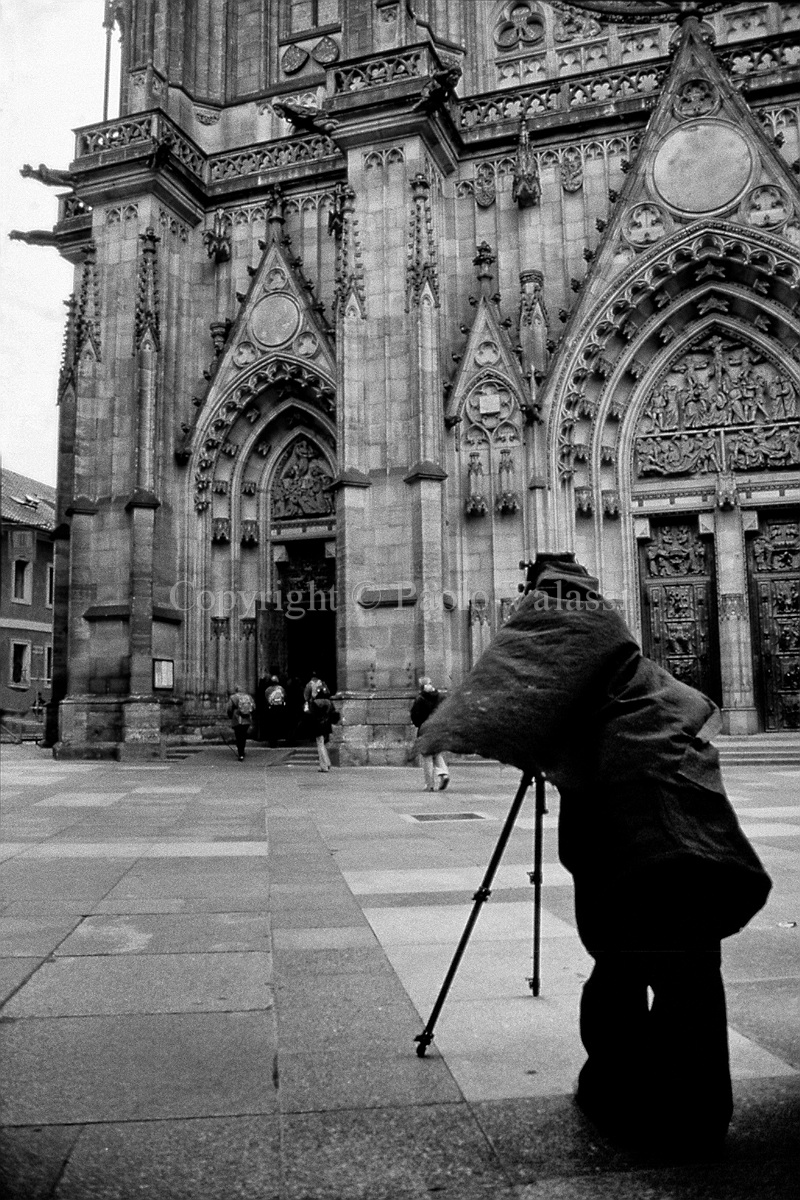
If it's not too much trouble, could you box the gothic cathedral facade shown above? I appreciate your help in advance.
[23,1,800,758]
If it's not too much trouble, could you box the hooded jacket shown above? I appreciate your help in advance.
[417,565,771,941]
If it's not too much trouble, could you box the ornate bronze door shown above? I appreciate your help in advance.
[639,520,721,703]
[748,512,800,730]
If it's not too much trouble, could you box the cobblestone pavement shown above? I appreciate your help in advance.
[0,743,798,1199]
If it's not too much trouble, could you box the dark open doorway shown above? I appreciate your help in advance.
[256,540,336,744]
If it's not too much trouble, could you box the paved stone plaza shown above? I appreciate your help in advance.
[0,742,798,1198]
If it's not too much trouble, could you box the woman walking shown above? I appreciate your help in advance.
[410,677,449,791]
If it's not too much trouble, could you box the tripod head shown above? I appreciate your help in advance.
[518,552,582,596]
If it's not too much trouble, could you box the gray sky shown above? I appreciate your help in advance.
[0,0,109,487]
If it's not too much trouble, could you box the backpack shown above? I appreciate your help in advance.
[268,686,285,706]
[236,693,255,717]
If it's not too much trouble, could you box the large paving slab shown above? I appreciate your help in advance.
[0,746,798,1198]
[0,1011,279,1124]
[52,1116,282,1200]
[54,911,273,955]
[2,950,273,1017]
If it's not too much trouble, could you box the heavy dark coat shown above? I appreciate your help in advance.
[417,571,771,944]
[410,688,441,733]
[309,696,335,742]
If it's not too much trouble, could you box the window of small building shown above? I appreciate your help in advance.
[46,562,55,607]
[10,641,30,688]
[12,559,32,604]
[287,0,339,36]
[45,644,53,686]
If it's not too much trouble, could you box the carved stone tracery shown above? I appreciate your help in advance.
[494,1,545,50]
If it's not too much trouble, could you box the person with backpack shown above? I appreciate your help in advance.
[227,684,255,761]
[410,676,449,791]
[264,675,286,747]
[308,681,338,772]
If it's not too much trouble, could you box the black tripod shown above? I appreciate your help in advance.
[415,770,547,1057]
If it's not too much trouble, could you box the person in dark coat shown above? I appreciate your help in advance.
[226,684,255,761]
[410,677,449,791]
[417,553,771,1153]
[263,675,286,747]
[308,682,337,772]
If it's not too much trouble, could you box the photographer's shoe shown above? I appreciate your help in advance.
[437,775,450,790]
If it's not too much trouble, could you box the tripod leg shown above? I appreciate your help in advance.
[528,772,546,996]
[415,771,533,1057]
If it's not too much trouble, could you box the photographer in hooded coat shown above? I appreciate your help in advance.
[417,553,771,1153]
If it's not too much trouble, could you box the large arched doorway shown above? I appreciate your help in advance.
[256,435,337,740]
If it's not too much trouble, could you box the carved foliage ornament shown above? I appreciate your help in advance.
[551,2,726,23]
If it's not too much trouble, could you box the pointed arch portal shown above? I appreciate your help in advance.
[547,222,800,730]
[180,209,340,719]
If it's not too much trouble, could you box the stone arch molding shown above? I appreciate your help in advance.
[545,220,800,538]
[190,350,336,523]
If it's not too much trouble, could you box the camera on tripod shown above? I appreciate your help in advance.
[518,552,579,596]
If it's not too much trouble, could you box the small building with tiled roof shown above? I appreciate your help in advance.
[1,468,56,732]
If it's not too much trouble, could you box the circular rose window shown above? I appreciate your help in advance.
[250,294,301,347]
[652,121,754,215]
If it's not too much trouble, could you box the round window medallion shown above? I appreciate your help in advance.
[622,202,670,248]
[652,121,754,215]
[743,185,792,230]
[251,295,301,347]
[266,268,287,292]
[475,340,500,366]
[673,78,719,120]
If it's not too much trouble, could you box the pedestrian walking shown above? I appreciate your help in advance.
[410,676,449,791]
[263,675,287,747]
[303,669,325,707]
[227,684,255,761]
[307,681,338,772]
[417,553,771,1154]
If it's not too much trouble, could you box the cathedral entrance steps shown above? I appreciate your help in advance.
[718,735,800,766]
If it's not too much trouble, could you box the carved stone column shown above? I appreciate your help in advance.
[405,464,448,685]
[122,228,163,755]
[57,498,98,749]
[709,502,758,734]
